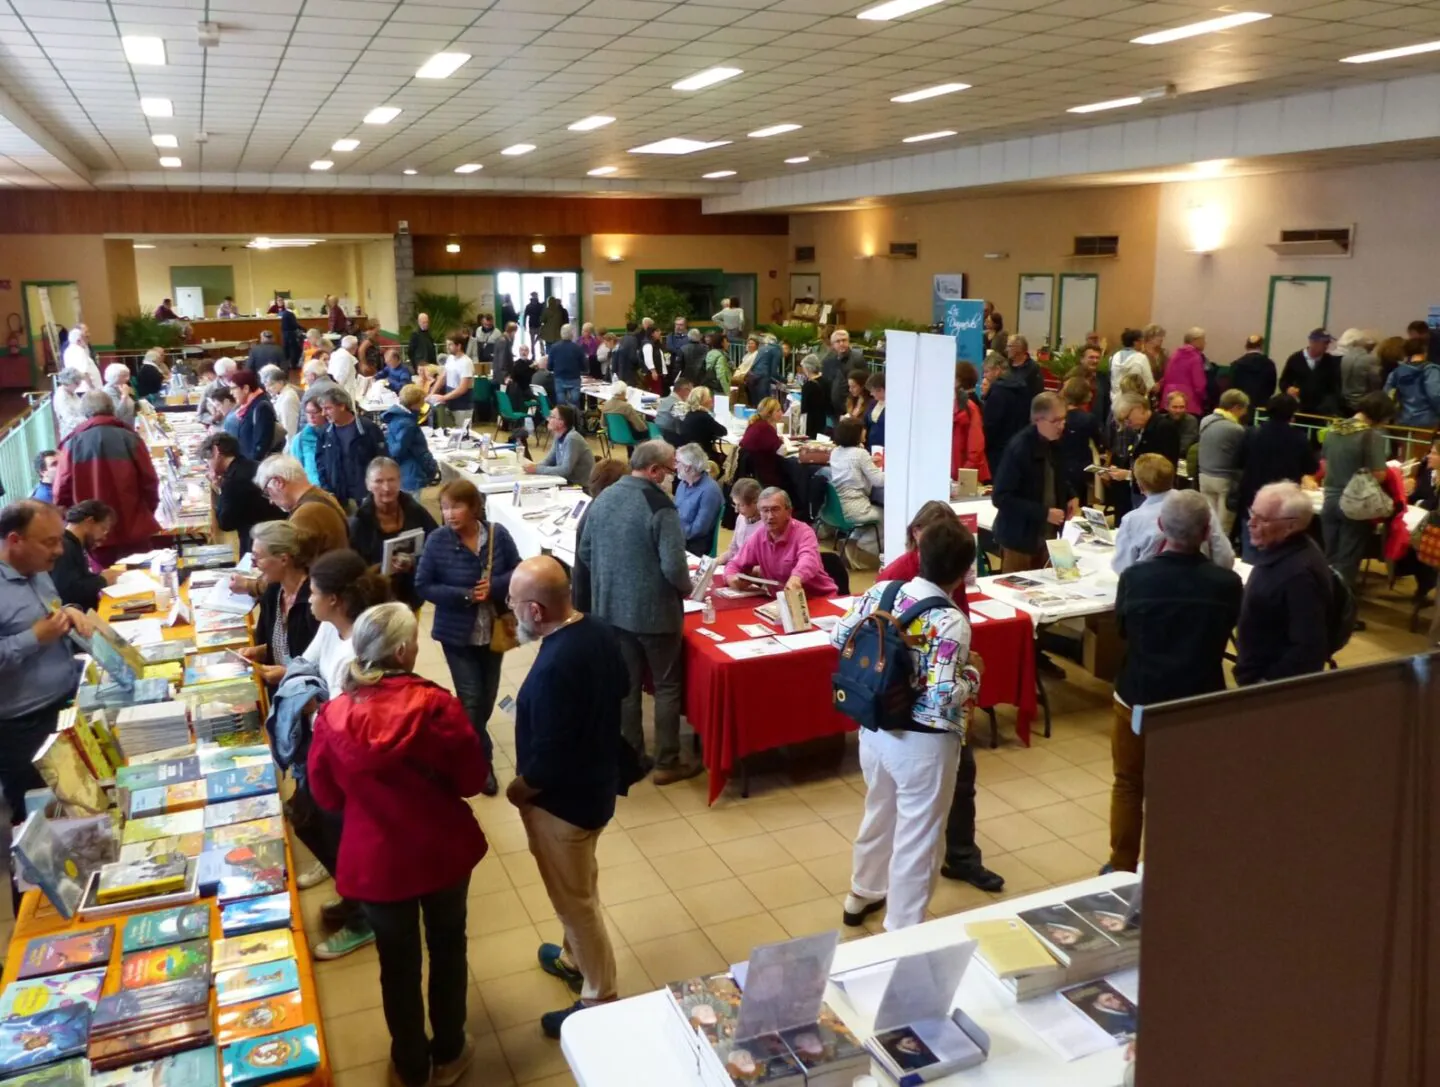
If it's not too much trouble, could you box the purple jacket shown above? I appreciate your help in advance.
[1158,344,1207,415]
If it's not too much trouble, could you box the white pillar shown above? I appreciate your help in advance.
[881,330,956,562]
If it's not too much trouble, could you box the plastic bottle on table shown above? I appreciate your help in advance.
[703,592,716,625]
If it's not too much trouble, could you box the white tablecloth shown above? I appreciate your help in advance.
[486,489,584,562]
[562,872,1136,1087]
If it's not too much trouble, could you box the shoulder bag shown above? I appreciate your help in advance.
[485,527,519,652]
[1339,427,1394,521]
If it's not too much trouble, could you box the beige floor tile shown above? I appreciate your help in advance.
[1027,800,1108,839]
[825,810,863,839]
[630,929,728,985]
[624,817,705,857]
[612,795,681,830]
[972,787,1018,821]
[986,777,1067,812]
[799,783,865,818]
[776,820,852,862]
[969,754,1031,784]
[500,850,545,888]
[468,923,544,983]
[770,897,845,939]
[595,858,668,906]
[332,1059,393,1087]
[973,830,1002,859]
[975,811,1056,852]
[613,945,655,998]
[594,830,644,868]
[995,747,1075,775]
[524,1075,578,1087]
[472,850,512,891]
[466,984,497,1040]
[1068,828,1113,866]
[480,970,577,1032]
[674,878,766,927]
[686,809,767,845]
[1044,736,1113,765]
[516,880,558,925]
[468,1029,515,1085]
[314,957,382,1020]
[928,878,1003,917]
[468,887,534,935]
[486,820,535,855]
[657,780,715,814]
[704,911,791,963]
[749,799,827,832]
[651,846,734,891]
[711,833,794,875]
[989,855,1053,897]
[1078,758,1115,782]
[607,892,697,943]
[496,1021,571,1084]
[1034,766,1111,801]
[1008,839,1100,884]
[741,863,829,911]
[325,1006,394,1072]
[799,853,855,895]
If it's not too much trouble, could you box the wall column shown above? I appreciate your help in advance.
[394,233,414,331]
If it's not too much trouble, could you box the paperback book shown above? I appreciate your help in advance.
[214,959,300,1007]
[197,839,287,900]
[30,733,106,816]
[1016,904,1122,968]
[119,832,206,864]
[78,862,200,921]
[203,817,284,852]
[0,968,107,1019]
[0,1056,89,1086]
[123,810,205,846]
[1064,890,1141,948]
[197,745,273,777]
[0,1004,91,1077]
[212,931,296,973]
[120,939,211,990]
[90,1046,219,1087]
[122,905,212,952]
[220,893,292,937]
[1059,979,1138,1042]
[116,756,202,793]
[203,794,282,830]
[96,856,190,904]
[183,652,252,687]
[16,927,114,980]
[127,780,208,820]
[215,992,305,1046]
[204,764,278,803]
[221,1023,320,1086]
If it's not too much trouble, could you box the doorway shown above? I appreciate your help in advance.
[20,280,81,387]
[496,271,580,330]
[1265,275,1331,360]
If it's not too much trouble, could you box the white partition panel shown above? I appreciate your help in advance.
[882,331,958,562]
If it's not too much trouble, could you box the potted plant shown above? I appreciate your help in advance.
[626,286,691,330]
[403,290,476,344]
[113,311,186,351]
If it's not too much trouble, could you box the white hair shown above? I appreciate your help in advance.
[560,324,575,341]
[676,443,709,474]
[1254,480,1314,529]
[255,454,308,489]
[341,335,357,351]
[346,602,418,690]
[1160,490,1211,549]
[759,486,792,508]
[81,390,114,418]
[214,358,238,378]
[103,363,130,386]
[55,368,84,388]
[259,365,287,387]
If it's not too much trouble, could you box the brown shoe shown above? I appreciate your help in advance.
[652,763,704,786]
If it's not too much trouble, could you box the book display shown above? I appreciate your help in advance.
[0,533,331,1087]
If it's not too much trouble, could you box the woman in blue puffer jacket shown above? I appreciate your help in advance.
[383,385,438,493]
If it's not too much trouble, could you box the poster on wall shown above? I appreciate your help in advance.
[593,281,612,295]
[931,274,967,324]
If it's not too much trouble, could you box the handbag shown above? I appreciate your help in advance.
[485,527,519,653]
[1411,508,1440,568]
[1339,428,1394,521]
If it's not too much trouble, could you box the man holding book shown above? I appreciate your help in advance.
[722,488,837,597]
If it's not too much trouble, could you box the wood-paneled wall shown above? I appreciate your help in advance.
[2,192,787,237]
[412,235,582,272]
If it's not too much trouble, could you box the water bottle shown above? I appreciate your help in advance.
[703,593,716,625]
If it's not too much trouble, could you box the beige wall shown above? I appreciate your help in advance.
[789,187,1160,345]
[103,239,140,320]
[581,233,790,330]
[0,235,117,362]
[131,242,372,320]
[1151,160,1440,362]
[356,239,398,333]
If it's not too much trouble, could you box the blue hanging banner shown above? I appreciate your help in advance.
[941,299,985,366]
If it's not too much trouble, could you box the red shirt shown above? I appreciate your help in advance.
[875,548,970,616]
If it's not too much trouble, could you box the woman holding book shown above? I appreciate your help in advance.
[348,457,437,611]
[308,602,489,1087]
[414,479,520,797]
[238,520,321,687]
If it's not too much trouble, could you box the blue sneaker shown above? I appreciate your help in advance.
[538,943,583,993]
[541,999,586,1040]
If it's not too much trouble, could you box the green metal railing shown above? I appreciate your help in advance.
[0,396,56,501]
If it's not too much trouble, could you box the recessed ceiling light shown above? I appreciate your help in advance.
[446,243,460,253]
[532,243,546,254]
[122,36,166,66]
[1341,39,1440,62]
[1130,11,1270,45]
[891,82,970,103]
[501,144,536,156]
[588,166,618,176]
[1067,96,1145,113]
[748,123,801,138]
[1191,159,1229,177]
[364,106,401,124]
[857,0,944,21]
[568,115,615,131]
[416,52,470,79]
[703,170,736,179]
[454,163,482,173]
[629,138,732,155]
[158,157,181,168]
[672,67,743,91]
[403,168,417,175]
[785,156,811,164]
[133,243,156,249]
[902,130,957,143]
[150,134,178,148]
[310,160,333,171]
[140,98,172,118]
[331,138,359,152]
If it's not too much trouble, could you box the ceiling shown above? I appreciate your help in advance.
[3,0,1440,193]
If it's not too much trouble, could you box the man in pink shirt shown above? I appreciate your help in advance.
[724,487,837,596]
[1158,327,1208,415]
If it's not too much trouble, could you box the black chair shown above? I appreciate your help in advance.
[820,550,850,596]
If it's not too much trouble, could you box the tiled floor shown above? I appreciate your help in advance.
[313,472,1433,1087]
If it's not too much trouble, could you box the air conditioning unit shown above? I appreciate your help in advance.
[1266,226,1353,257]
[886,242,918,259]
[794,246,815,263]
[1071,235,1119,258]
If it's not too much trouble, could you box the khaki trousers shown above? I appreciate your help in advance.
[521,804,617,1002]
[1108,701,1145,872]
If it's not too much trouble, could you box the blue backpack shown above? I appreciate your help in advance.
[832,581,954,733]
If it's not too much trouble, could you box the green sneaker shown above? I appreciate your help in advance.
[312,922,375,961]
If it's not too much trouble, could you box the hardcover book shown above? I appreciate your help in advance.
[214,992,304,1047]
[91,977,210,1033]
[197,840,287,900]
[90,1046,220,1087]
[0,1004,91,1076]
[96,856,190,904]
[122,905,212,952]
[87,1015,213,1071]
[203,794,282,830]
[220,893,292,937]
[220,1024,320,1086]
[120,940,211,990]
[17,927,115,980]
[0,968,107,1019]
[204,765,278,803]
[11,811,89,919]
[212,931,295,974]
[213,959,299,1007]
[0,1056,89,1086]
[31,732,106,816]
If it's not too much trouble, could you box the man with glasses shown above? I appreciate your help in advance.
[1234,480,1333,685]
[574,441,701,785]
[991,392,1077,573]
[723,488,836,597]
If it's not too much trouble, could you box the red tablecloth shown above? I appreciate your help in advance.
[685,593,1036,803]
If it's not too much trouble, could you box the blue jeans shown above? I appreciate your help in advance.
[441,644,501,762]
[555,377,582,410]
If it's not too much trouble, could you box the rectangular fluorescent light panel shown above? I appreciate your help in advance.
[331,139,359,152]
[446,243,460,253]
[588,166,618,176]
[629,138,731,155]
[1068,96,1144,113]
[158,157,181,168]
[140,98,172,118]
[672,67,742,91]
[1131,11,1270,44]
[364,106,401,124]
[748,123,801,138]
[310,160,333,171]
[785,156,811,164]
[501,144,536,155]
[569,115,615,131]
[902,129,957,142]
[454,163,482,173]
[1342,40,1440,62]
[122,36,166,65]
[132,243,155,249]
[857,0,944,20]
[151,134,178,148]
[703,170,736,179]
[891,82,970,103]
[416,52,470,79]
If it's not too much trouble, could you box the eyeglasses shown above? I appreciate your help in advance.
[1248,512,1297,525]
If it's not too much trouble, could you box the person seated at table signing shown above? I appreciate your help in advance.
[724,487,837,597]
[719,477,763,565]
[1111,454,1233,575]
[865,372,886,451]
[675,443,723,556]
[829,417,885,565]
[525,404,594,489]
[136,348,171,404]
[678,387,728,469]
[375,347,413,394]
[348,456,437,611]
[237,520,322,687]
[739,397,789,492]
[52,500,118,613]
[383,385,438,494]
[654,376,692,441]
[307,602,489,1087]
[601,381,649,449]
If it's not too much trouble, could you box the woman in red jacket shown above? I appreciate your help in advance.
[875,501,972,616]
[951,363,990,483]
[739,396,788,491]
[308,602,490,1087]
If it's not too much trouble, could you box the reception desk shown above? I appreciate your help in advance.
[187,314,329,345]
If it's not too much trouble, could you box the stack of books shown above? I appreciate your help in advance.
[193,699,264,747]
[0,1002,91,1079]
[113,701,192,760]
[88,977,213,1071]
[77,676,171,712]
[94,855,192,905]
[180,543,236,570]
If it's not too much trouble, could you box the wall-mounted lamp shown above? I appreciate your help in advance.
[446,242,460,254]
[982,251,1009,260]
[855,252,874,261]
[607,253,625,263]
[1185,203,1226,254]
[532,242,547,254]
